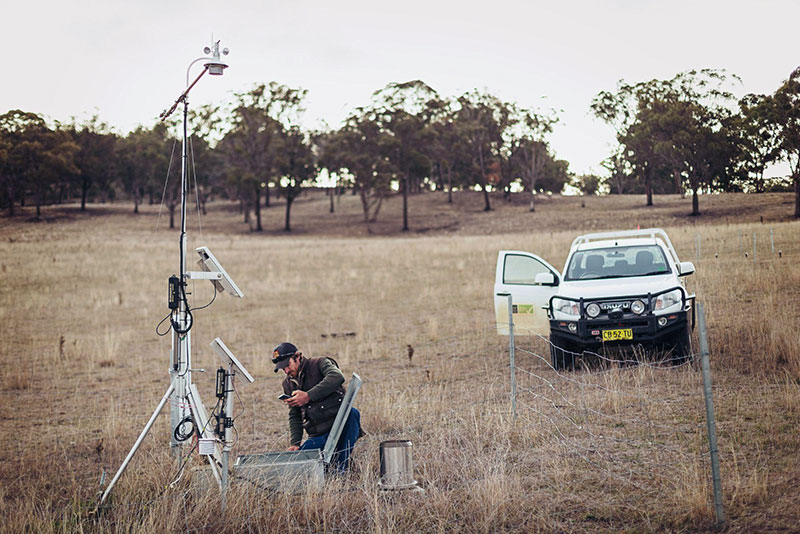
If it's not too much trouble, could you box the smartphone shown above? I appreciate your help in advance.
[277,393,291,401]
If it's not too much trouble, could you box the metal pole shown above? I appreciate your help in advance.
[221,362,233,513]
[100,384,175,505]
[697,303,724,526]
[770,228,774,254]
[506,294,517,418]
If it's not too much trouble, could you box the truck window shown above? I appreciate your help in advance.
[503,254,553,285]
[565,245,670,280]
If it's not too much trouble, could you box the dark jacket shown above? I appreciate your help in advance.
[282,357,345,445]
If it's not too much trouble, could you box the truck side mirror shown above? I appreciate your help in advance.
[678,261,695,276]
[534,272,556,285]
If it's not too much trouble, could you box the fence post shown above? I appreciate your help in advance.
[697,302,724,526]
[497,292,517,418]
[770,228,775,254]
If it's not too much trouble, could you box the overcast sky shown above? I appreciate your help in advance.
[3,0,798,176]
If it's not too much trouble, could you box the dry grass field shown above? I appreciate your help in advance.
[0,191,798,533]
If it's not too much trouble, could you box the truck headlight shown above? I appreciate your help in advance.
[655,289,682,313]
[631,300,645,315]
[553,298,579,318]
[586,303,601,318]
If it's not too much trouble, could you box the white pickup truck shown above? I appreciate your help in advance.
[494,228,695,369]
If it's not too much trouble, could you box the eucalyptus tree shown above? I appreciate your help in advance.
[456,90,510,212]
[277,125,314,231]
[117,125,174,213]
[592,69,739,212]
[0,110,44,215]
[218,82,306,231]
[507,105,559,211]
[774,67,800,217]
[364,80,438,231]
[422,96,469,203]
[0,110,79,217]
[68,116,118,210]
[601,151,637,194]
[593,80,670,205]
[733,94,782,193]
[321,113,393,228]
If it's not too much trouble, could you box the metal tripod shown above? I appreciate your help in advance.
[99,40,230,506]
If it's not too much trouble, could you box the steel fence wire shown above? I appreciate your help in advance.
[494,321,717,515]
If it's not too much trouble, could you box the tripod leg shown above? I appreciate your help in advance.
[100,384,175,505]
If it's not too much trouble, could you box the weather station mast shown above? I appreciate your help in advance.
[98,39,254,512]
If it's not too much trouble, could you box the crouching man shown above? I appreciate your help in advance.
[272,342,363,472]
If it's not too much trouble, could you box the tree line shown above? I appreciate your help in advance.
[2,67,799,230]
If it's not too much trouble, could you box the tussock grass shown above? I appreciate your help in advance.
[1,193,799,533]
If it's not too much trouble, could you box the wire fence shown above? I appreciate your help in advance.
[495,298,724,525]
[2,301,729,531]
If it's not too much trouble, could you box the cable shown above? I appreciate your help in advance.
[173,416,195,442]
[189,283,216,312]
[155,312,172,337]
[230,378,245,422]
[189,135,204,242]
[155,136,179,234]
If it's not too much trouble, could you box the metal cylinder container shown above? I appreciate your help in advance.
[379,440,417,490]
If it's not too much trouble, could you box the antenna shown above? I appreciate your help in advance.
[99,39,245,511]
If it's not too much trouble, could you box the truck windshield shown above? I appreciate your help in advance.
[564,245,671,281]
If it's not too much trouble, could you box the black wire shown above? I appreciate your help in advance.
[189,283,216,312]
[230,379,245,422]
[155,312,172,337]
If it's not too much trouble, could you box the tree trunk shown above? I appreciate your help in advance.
[447,165,453,204]
[794,174,800,218]
[329,188,334,213]
[529,189,535,212]
[169,202,175,229]
[477,146,491,212]
[81,178,89,211]
[7,186,14,216]
[691,187,700,216]
[402,175,409,231]
[284,197,293,231]
[672,169,683,196]
[134,192,139,214]
[254,186,262,232]
[264,184,271,208]
[645,168,653,206]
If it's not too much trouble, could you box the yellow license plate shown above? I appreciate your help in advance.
[602,328,633,341]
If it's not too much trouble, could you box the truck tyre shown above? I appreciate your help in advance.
[666,325,691,365]
[550,334,576,371]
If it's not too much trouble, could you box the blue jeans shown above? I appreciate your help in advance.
[300,407,361,472]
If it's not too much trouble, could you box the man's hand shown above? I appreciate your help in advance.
[286,390,310,407]
[288,445,299,451]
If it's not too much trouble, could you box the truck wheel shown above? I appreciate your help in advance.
[550,335,576,371]
[666,326,691,365]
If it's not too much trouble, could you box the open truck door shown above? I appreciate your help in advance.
[494,251,560,335]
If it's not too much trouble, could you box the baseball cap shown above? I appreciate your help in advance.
[272,342,299,373]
